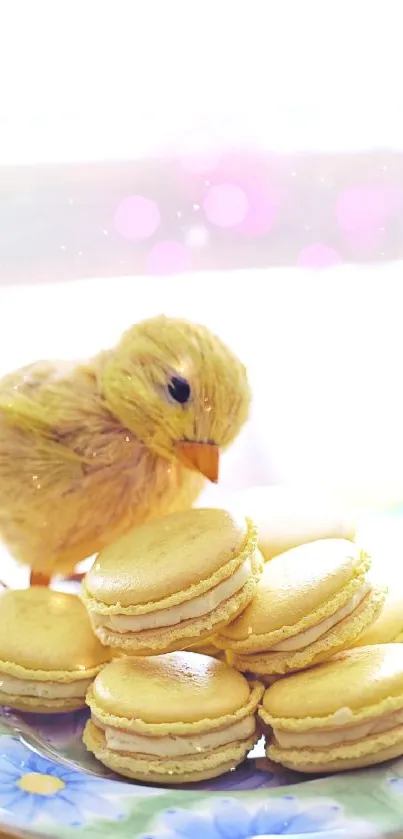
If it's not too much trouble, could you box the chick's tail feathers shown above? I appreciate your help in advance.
[0,361,98,577]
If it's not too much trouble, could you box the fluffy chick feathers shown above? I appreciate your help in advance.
[0,316,250,579]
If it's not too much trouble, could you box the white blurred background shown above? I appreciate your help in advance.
[1,0,403,164]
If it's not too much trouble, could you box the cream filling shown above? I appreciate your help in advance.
[269,580,371,652]
[0,672,91,700]
[97,557,253,634]
[93,714,256,756]
[274,708,403,749]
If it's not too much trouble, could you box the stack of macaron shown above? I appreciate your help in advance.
[78,502,403,781]
[78,506,266,782]
[2,487,402,784]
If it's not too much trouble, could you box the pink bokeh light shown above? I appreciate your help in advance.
[114,195,160,241]
[204,153,282,237]
[203,183,249,228]
[235,180,278,237]
[335,186,401,252]
[146,240,191,275]
[297,243,342,268]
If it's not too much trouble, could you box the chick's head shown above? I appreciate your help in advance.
[101,316,251,481]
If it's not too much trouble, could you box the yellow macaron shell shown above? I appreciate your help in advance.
[262,645,403,728]
[261,645,403,773]
[216,539,369,652]
[185,640,225,658]
[350,586,403,647]
[84,652,264,783]
[84,508,249,611]
[221,485,356,561]
[0,588,110,680]
[348,556,403,647]
[87,653,262,734]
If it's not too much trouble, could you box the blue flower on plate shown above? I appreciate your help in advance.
[387,775,403,795]
[142,795,375,838]
[0,736,124,827]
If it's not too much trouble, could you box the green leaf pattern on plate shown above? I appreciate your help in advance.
[2,722,403,839]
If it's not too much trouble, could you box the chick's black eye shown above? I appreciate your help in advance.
[167,376,191,404]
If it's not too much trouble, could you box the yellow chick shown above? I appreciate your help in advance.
[0,316,250,585]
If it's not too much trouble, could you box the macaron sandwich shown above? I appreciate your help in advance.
[82,508,263,655]
[0,588,111,713]
[348,563,403,648]
[215,538,384,677]
[83,651,264,783]
[223,485,356,561]
[349,584,403,648]
[260,645,403,773]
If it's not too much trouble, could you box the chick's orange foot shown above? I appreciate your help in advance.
[30,570,51,587]
[28,569,85,588]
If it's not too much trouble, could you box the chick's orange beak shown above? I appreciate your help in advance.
[174,441,219,483]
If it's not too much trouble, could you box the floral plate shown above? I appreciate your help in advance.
[0,704,403,839]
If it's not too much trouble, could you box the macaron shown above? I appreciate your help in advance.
[82,508,263,655]
[348,578,403,647]
[260,645,403,773]
[214,538,384,676]
[83,652,263,783]
[216,485,356,561]
[186,639,226,659]
[0,588,111,713]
